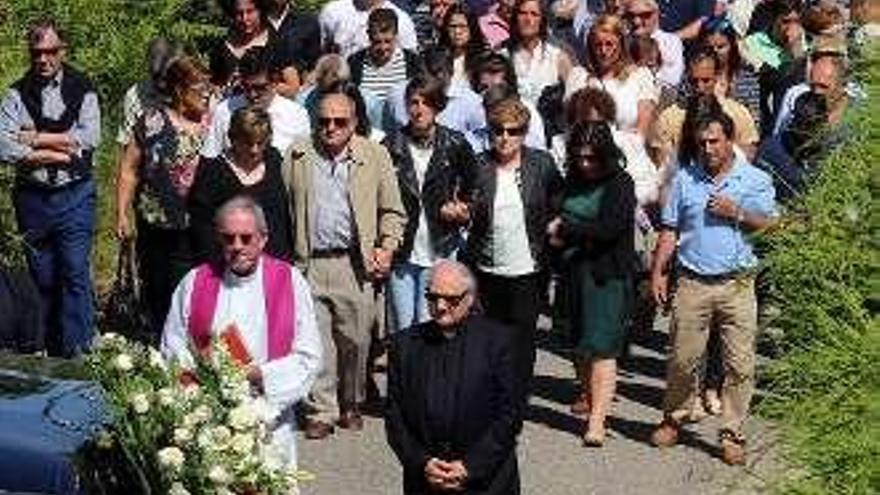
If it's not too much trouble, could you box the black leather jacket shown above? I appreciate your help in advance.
[464,147,564,273]
[382,125,479,262]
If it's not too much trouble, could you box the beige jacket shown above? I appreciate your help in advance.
[283,134,406,279]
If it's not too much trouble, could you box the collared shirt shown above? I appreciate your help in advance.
[318,0,418,57]
[651,29,685,87]
[311,151,354,250]
[202,93,311,158]
[661,157,778,276]
[0,69,100,185]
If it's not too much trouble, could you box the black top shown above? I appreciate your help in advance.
[271,8,321,72]
[385,315,520,494]
[558,169,637,282]
[188,148,294,263]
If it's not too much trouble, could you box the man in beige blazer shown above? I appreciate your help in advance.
[284,88,406,439]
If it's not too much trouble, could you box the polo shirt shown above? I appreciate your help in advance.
[661,157,777,276]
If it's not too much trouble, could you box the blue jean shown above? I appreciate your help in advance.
[14,179,96,357]
[387,261,432,333]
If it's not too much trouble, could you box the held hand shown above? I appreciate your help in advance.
[116,215,132,241]
[17,130,37,147]
[707,193,740,221]
[245,364,264,393]
[651,272,669,308]
[371,247,393,279]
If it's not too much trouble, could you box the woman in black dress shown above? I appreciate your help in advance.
[189,106,293,264]
[548,120,636,446]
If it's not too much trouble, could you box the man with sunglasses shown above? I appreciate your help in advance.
[385,259,520,494]
[0,19,100,357]
[202,46,311,159]
[285,88,406,439]
[623,0,684,86]
[162,196,322,469]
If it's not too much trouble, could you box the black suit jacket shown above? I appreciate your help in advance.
[385,315,520,495]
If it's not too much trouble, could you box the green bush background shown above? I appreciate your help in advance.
[0,2,878,493]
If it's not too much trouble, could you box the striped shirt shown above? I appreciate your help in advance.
[359,48,409,102]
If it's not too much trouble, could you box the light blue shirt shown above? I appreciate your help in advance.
[661,157,778,276]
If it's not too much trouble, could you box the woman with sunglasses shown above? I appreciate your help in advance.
[115,55,211,340]
[547,120,636,446]
[188,106,294,265]
[464,97,563,417]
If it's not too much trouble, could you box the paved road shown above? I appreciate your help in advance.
[297,324,782,495]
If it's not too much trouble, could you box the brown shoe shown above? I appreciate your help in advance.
[338,410,364,431]
[720,434,747,466]
[651,419,680,448]
[304,419,335,440]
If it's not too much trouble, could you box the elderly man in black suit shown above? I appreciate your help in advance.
[385,259,519,494]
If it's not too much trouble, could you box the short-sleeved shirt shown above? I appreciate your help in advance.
[661,157,777,276]
[319,0,418,57]
[583,67,659,134]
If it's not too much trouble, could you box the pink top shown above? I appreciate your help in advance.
[479,7,509,49]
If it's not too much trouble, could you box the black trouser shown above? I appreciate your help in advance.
[475,270,541,419]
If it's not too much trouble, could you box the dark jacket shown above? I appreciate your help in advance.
[382,125,479,261]
[385,315,520,495]
[348,48,423,87]
[464,147,564,272]
[558,168,637,282]
[270,8,321,72]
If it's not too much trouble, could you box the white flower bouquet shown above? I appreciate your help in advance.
[84,333,309,494]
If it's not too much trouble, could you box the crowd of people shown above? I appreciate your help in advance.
[0,0,865,491]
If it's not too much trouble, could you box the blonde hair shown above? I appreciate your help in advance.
[486,97,530,130]
[587,14,633,80]
[228,106,272,146]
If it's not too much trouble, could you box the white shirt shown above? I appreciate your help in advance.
[408,142,436,267]
[202,94,311,158]
[573,66,659,134]
[319,0,418,57]
[651,29,685,87]
[507,41,565,107]
[481,167,535,276]
[161,258,322,468]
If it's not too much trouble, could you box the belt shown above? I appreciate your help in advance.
[680,267,754,284]
[311,247,351,258]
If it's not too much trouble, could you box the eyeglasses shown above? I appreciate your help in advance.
[490,125,527,137]
[318,117,350,129]
[425,290,469,306]
[219,232,257,245]
[30,46,62,57]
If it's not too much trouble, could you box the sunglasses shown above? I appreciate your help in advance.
[219,232,257,245]
[318,117,350,129]
[425,290,469,306]
[490,125,527,137]
[30,46,62,57]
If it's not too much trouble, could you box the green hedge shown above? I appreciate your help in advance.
[758,45,880,494]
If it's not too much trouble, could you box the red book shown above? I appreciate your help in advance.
[220,324,252,367]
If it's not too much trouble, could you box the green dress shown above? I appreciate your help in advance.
[562,182,632,358]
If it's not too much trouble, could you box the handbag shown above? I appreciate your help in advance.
[99,240,151,342]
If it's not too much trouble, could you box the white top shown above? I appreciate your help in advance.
[202,94,311,158]
[161,258,323,468]
[573,66,659,134]
[319,0,418,57]
[508,41,565,107]
[651,29,685,87]
[482,167,535,276]
[451,55,469,87]
[408,142,436,267]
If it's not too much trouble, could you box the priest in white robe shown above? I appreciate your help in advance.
[161,195,322,468]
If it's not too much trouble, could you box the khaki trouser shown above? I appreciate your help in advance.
[304,256,375,423]
[663,273,757,439]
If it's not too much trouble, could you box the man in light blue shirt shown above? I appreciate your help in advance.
[649,110,777,466]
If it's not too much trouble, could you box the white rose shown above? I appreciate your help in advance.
[173,427,192,445]
[211,425,232,445]
[148,348,167,370]
[130,393,150,414]
[193,404,212,423]
[230,433,254,455]
[208,465,231,485]
[197,430,213,449]
[114,354,134,372]
[157,446,185,471]
[228,404,258,431]
[156,387,175,407]
[182,383,200,400]
[168,482,190,495]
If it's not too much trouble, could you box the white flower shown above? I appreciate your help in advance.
[168,482,190,495]
[228,404,259,431]
[230,433,254,455]
[173,427,193,445]
[211,425,232,445]
[130,393,150,414]
[157,446,185,472]
[148,348,167,370]
[95,430,114,449]
[114,353,134,372]
[197,429,213,449]
[208,465,231,485]
[193,404,212,423]
[182,383,200,400]
[156,387,175,407]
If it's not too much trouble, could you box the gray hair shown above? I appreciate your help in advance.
[313,54,351,89]
[214,196,269,235]
[430,259,477,294]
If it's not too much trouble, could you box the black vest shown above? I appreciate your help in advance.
[12,65,95,184]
